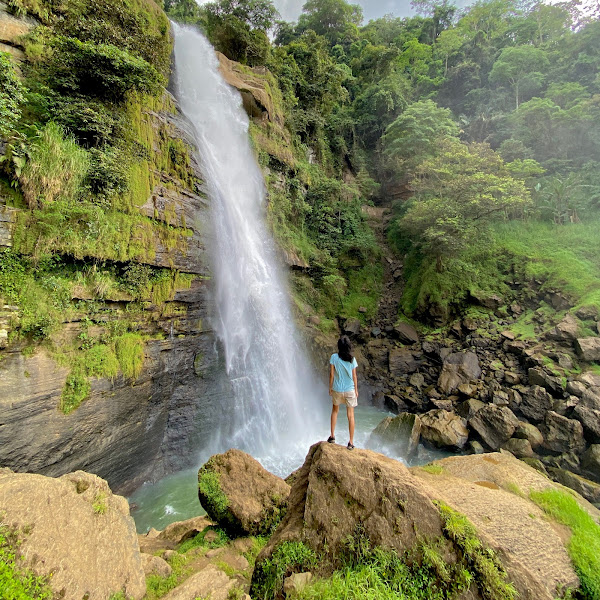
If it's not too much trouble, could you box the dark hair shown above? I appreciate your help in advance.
[338,336,353,363]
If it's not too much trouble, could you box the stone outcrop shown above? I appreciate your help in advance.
[0,469,145,600]
[418,409,468,450]
[438,352,481,394]
[254,444,589,600]
[469,405,519,451]
[575,337,600,361]
[198,449,290,536]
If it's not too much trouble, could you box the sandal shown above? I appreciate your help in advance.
[327,436,335,443]
[347,442,355,450]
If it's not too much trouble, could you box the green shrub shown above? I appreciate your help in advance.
[251,541,318,600]
[0,52,26,138]
[530,488,600,599]
[19,121,89,209]
[60,368,91,414]
[0,524,53,599]
[48,36,163,101]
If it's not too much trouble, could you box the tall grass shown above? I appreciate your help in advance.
[20,122,89,209]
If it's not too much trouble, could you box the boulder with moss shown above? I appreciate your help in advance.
[198,449,290,537]
[0,469,145,600]
[252,443,598,600]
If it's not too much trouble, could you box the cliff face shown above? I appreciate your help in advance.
[0,2,235,493]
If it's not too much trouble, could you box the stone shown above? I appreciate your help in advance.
[456,398,484,420]
[502,438,534,458]
[507,389,522,411]
[492,390,510,407]
[366,340,389,370]
[393,321,420,345]
[457,383,477,397]
[505,340,527,354]
[420,410,469,450]
[575,305,599,321]
[163,565,233,600]
[254,444,585,600]
[581,388,600,411]
[468,440,485,454]
[472,291,503,310]
[388,347,418,375]
[343,318,361,337]
[578,372,600,387]
[520,457,550,476]
[158,515,213,544]
[581,445,600,481]
[383,394,410,413]
[205,548,224,558]
[528,367,564,396]
[510,302,524,315]
[566,380,587,397]
[369,414,421,458]
[198,449,290,536]
[358,306,368,313]
[283,572,313,596]
[547,468,600,505]
[224,553,249,571]
[501,330,516,340]
[573,405,600,443]
[409,373,425,389]
[162,550,177,561]
[437,352,481,395]
[575,338,600,362]
[504,371,521,385]
[142,554,172,578]
[546,314,579,343]
[541,412,585,454]
[371,327,382,337]
[520,386,553,422]
[558,355,574,370]
[514,422,544,449]
[0,470,146,600]
[469,405,519,451]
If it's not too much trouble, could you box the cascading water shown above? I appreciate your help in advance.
[172,24,326,474]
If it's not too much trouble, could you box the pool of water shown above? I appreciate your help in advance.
[129,404,449,533]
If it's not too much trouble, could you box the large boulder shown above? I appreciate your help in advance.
[393,322,420,345]
[253,444,587,600]
[198,449,290,536]
[0,470,145,600]
[528,367,564,396]
[546,314,579,342]
[574,338,600,362]
[388,347,419,375]
[369,414,421,457]
[468,405,519,451]
[541,411,586,454]
[520,385,553,422]
[514,422,544,449]
[573,405,600,443]
[581,445,600,482]
[163,565,234,600]
[547,468,600,505]
[420,409,469,450]
[438,352,481,395]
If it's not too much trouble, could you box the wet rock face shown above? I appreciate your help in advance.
[198,449,290,537]
[0,469,145,600]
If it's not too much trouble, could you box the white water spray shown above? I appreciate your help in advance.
[172,24,326,474]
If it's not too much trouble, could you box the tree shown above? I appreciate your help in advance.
[382,99,460,176]
[400,139,531,270]
[489,45,549,108]
[202,0,279,32]
[411,0,457,41]
[297,0,363,46]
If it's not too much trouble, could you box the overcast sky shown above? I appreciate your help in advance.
[273,0,474,22]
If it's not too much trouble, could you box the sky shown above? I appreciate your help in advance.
[273,0,474,22]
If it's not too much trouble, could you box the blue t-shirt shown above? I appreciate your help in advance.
[330,353,358,393]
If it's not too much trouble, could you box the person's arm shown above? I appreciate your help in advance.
[352,367,358,399]
[329,364,335,396]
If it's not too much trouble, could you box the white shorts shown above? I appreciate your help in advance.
[331,390,357,408]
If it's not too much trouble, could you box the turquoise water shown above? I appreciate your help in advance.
[129,404,448,533]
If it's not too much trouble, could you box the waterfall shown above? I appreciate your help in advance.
[172,24,326,475]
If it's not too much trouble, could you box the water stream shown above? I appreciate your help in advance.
[130,25,447,532]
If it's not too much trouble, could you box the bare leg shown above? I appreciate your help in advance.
[347,406,355,445]
[330,404,339,438]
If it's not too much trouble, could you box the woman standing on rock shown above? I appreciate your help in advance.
[328,335,358,450]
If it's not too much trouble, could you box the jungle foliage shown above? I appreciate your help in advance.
[166,0,600,322]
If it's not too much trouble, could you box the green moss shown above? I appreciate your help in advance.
[198,466,230,524]
[178,526,229,554]
[114,333,145,380]
[530,488,600,599]
[420,464,444,475]
[0,523,53,599]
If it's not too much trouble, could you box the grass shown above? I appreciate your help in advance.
[530,488,600,599]
[420,464,444,475]
[0,523,53,600]
[178,526,229,553]
[92,492,108,515]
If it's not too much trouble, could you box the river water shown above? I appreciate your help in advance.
[130,25,446,533]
